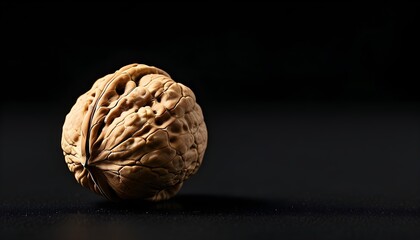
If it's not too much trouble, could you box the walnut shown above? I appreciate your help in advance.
[61,63,208,201]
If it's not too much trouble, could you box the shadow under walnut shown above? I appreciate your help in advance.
[61,63,208,201]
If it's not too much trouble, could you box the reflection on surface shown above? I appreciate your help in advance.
[95,194,269,214]
[47,195,269,240]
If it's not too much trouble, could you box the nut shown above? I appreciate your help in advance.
[61,63,208,201]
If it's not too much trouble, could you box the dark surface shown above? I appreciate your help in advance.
[1,195,420,240]
[1,2,420,240]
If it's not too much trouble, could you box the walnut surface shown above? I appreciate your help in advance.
[61,63,208,201]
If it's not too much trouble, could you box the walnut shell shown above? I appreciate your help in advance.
[61,63,208,201]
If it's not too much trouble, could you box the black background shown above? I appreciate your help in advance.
[1,2,420,240]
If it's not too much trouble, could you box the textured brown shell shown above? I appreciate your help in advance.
[61,63,207,201]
